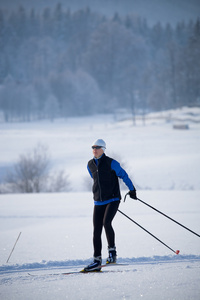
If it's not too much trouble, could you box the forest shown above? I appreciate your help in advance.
[0,3,199,122]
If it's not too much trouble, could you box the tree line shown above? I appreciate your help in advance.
[0,4,199,122]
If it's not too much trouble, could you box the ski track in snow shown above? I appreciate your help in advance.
[0,256,200,300]
[0,255,200,275]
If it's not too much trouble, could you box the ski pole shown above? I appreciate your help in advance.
[118,209,180,255]
[137,197,200,238]
[6,232,22,263]
[124,193,200,238]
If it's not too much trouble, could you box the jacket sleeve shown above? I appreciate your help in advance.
[111,159,135,190]
[87,164,93,178]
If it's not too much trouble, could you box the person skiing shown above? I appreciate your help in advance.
[84,138,137,272]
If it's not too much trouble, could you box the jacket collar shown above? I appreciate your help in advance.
[93,153,105,165]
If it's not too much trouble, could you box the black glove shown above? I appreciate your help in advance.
[129,190,137,200]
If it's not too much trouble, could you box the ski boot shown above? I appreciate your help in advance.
[106,246,117,264]
[83,256,102,272]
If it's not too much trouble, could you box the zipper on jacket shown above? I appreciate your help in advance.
[93,160,102,201]
[96,169,103,201]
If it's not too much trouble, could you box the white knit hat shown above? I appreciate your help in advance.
[92,139,106,150]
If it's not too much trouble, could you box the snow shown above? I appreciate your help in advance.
[0,107,200,191]
[0,107,200,299]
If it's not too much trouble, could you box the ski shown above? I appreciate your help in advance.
[78,262,128,273]
[28,269,128,276]
[28,263,129,276]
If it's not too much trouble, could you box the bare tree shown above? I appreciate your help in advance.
[5,144,49,193]
[46,170,70,193]
[0,144,70,193]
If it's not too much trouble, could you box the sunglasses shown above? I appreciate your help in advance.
[92,146,102,149]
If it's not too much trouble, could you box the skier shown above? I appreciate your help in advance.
[84,138,137,272]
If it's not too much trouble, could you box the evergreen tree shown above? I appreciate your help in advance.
[0,6,199,121]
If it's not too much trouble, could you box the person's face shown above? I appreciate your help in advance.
[92,145,104,158]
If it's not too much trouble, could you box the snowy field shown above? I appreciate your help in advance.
[0,107,200,299]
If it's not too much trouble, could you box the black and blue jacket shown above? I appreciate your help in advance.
[87,153,135,205]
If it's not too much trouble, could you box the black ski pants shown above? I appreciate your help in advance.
[93,200,120,257]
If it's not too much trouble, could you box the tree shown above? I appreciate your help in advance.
[0,144,70,193]
[0,6,199,121]
[44,94,59,121]
[184,19,200,105]
[0,75,18,122]
[5,144,49,193]
[83,20,146,108]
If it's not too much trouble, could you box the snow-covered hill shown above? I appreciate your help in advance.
[0,107,200,299]
[0,106,199,191]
